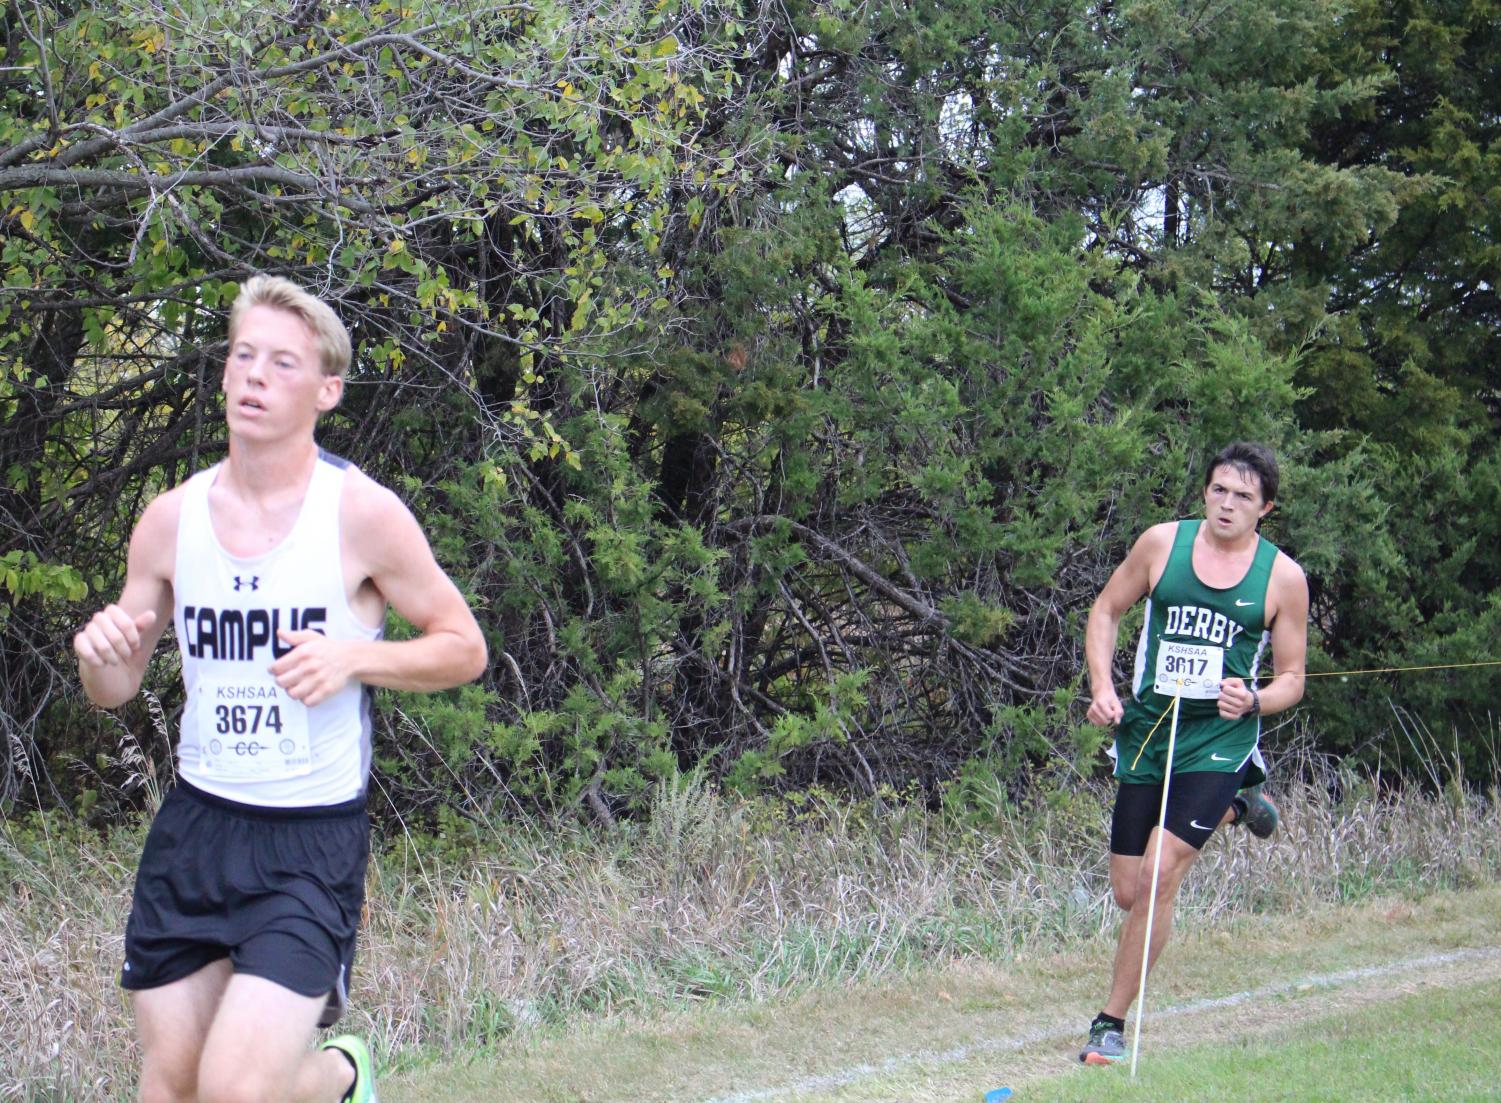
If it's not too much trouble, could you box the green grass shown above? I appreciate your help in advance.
[1027,981,1501,1103]
[5,771,1500,1099]
[378,886,1501,1102]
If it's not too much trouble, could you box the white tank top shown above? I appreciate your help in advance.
[173,451,381,806]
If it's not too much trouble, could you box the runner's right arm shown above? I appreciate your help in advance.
[74,494,177,708]
[1084,523,1172,727]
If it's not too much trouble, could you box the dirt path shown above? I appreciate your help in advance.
[381,886,1501,1103]
[715,946,1501,1102]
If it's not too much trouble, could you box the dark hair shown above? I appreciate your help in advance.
[1203,441,1278,504]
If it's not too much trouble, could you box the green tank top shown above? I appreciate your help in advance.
[1131,519,1279,719]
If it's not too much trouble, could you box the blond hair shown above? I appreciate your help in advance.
[227,276,352,377]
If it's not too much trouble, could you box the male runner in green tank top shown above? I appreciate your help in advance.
[1077,442,1310,1065]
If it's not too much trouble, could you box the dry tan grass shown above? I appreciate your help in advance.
[376,890,1501,1103]
[3,766,1498,1101]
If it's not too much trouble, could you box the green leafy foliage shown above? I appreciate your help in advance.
[3,0,1496,816]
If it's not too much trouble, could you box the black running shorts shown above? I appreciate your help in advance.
[120,779,368,1027]
[1109,767,1248,854]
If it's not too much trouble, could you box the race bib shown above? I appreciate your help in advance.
[196,678,312,782]
[1153,641,1224,700]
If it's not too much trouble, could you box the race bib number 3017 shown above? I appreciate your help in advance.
[1153,641,1224,700]
[196,679,312,781]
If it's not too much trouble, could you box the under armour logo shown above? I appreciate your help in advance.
[233,576,260,592]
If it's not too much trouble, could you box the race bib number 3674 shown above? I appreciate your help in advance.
[196,679,312,781]
[1153,641,1225,700]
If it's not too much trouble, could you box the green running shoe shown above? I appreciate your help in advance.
[322,1035,378,1103]
[1079,1020,1127,1065]
[1235,785,1279,839]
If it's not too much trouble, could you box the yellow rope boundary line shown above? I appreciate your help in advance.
[1299,659,1501,678]
[1123,658,1501,771]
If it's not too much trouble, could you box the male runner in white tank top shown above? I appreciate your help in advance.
[74,277,486,1103]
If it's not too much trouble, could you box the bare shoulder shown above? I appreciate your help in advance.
[339,464,410,520]
[1137,521,1177,553]
[129,483,188,574]
[1270,548,1308,595]
[338,465,428,564]
[1130,521,1177,570]
[1096,521,1176,611]
[1267,549,1309,630]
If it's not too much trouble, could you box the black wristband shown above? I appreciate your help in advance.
[1247,688,1261,718]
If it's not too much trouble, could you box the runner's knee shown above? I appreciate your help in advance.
[139,1061,198,1103]
[138,1023,213,1103]
[198,1062,284,1103]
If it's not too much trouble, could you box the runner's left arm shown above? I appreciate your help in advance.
[270,477,486,706]
[1219,554,1308,720]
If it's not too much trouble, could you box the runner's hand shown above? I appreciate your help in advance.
[271,629,353,707]
[74,606,157,668]
[1087,686,1124,727]
[1218,676,1255,720]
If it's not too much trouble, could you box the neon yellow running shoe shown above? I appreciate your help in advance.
[322,1034,378,1103]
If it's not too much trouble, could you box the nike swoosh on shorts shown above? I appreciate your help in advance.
[1190,819,1213,830]
[1211,753,1234,761]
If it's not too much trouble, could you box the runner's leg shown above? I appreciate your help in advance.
[134,960,232,1103]
[195,973,353,1103]
[1110,851,1142,912]
[1102,825,1200,1019]
[1108,781,1162,912]
[1102,770,1244,1018]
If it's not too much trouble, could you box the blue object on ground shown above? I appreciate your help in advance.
[983,1089,1013,1102]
